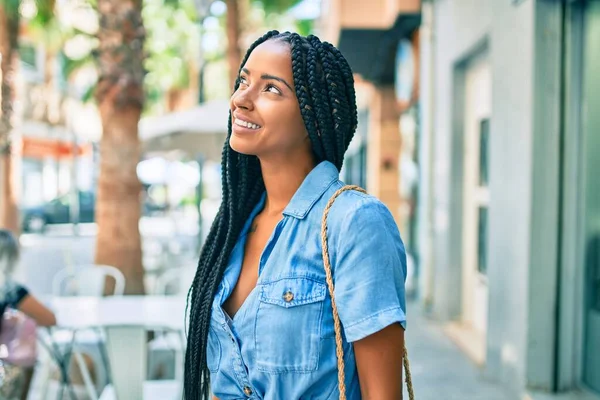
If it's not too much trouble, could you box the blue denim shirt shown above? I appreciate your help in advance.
[208,161,407,399]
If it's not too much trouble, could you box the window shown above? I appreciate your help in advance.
[479,118,490,186]
[477,206,488,274]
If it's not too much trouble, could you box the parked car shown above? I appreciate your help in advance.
[21,191,96,233]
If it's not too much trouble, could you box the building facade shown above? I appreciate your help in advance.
[417,0,600,398]
[323,0,599,398]
[319,0,422,255]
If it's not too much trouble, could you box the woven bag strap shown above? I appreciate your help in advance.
[320,185,415,400]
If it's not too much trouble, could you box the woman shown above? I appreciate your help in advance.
[185,31,408,400]
[0,229,56,399]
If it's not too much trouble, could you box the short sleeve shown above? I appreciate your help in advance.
[331,196,407,343]
[4,283,29,308]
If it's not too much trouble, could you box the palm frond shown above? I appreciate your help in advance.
[81,83,96,103]
[62,52,95,79]
[33,0,55,24]
[258,0,303,15]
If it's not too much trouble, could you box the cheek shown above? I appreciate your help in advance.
[272,105,306,140]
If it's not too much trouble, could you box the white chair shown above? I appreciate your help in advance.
[42,265,126,399]
[147,266,194,383]
[52,265,126,297]
[153,265,196,296]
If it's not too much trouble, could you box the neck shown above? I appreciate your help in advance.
[259,154,316,216]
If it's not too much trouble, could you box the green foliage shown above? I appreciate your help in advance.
[19,0,317,113]
[295,18,313,36]
[258,0,302,15]
[33,0,53,24]
[27,13,63,53]
[143,0,200,113]
[0,0,20,19]
[62,50,95,80]
[81,83,95,103]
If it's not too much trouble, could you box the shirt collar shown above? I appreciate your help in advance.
[283,161,340,219]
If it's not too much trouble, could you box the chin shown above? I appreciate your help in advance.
[229,135,258,156]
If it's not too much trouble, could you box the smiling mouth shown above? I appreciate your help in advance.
[234,118,262,130]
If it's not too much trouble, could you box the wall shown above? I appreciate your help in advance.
[487,0,537,394]
[430,0,491,321]
[430,0,542,396]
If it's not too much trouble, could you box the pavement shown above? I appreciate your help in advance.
[404,301,514,400]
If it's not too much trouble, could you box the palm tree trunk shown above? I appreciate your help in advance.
[0,147,18,233]
[226,0,241,92]
[0,2,21,234]
[94,0,146,294]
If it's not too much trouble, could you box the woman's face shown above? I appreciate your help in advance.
[229,40,311,160]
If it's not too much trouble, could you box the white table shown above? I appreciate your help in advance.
[50,296,187,400]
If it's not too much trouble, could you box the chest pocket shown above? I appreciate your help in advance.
[254,277,326,373]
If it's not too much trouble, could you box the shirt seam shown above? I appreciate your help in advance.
[342,305,403,330]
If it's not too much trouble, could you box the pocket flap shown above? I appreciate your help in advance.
[259,278,326,308]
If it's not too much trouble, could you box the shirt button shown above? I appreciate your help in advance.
[282,291,294,302]
[243,386,253,396]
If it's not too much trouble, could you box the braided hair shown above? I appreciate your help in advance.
[184,31,358,400]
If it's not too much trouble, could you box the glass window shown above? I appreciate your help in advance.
[477,206,488,275]
[479,118,490,187]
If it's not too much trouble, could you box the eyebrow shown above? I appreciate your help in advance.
[242,68,293,92]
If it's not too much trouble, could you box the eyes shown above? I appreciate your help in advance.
[239,76,282,95]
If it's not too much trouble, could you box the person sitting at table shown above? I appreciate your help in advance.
[0,229,56,400]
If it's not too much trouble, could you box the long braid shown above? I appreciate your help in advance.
[322,41,358,147]
[184,30,357,400]
[280,33,357,170]
[305,36,335,165]
[287,34,325,162]
[308,36,345,166]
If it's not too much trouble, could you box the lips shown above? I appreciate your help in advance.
[232,113,262,131]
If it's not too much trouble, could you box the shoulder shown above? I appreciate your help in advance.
[312,182,400,248]
[320,183,396,228]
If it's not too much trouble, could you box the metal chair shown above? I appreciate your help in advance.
[43,265,126,399]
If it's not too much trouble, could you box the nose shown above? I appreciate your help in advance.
[231,86,254,111]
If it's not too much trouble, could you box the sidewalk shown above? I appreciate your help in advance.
[404,300,515,400]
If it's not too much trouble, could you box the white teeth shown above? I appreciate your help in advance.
[235,118,261,129]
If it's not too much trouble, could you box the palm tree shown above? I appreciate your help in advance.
[0,0,21,233]
[94,0,146,294]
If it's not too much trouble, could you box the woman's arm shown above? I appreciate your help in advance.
[17,294,57,327]
[354,323,405,400]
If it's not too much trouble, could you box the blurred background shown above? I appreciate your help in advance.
[0,0,598,399]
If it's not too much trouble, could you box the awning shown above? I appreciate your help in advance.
[138,100,230,162]
[337,13,421,85]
